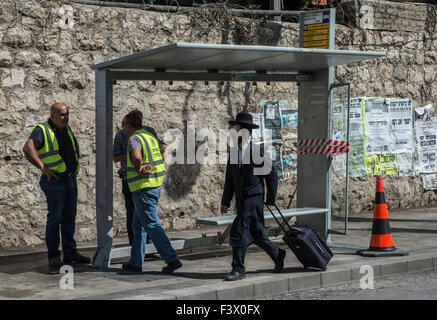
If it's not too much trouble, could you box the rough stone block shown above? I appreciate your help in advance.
[0,51,13,67]
[3,27,33,48]
[15,51,41,67]
[1,68,26,88]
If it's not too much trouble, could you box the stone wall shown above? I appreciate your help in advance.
[331,0,437,215]
[358,0,432,33]
[0,0,436,248]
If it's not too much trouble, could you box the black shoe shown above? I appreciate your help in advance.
[122,263,142,272]
[63,253,91,264]
[162,260,183,274]
[224,270,246,281]
[49,256,63,268]
[274,249,286,273]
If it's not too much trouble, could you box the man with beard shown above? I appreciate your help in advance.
[220,112,286,281]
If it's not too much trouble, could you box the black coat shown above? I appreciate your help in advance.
[221,143,278,247]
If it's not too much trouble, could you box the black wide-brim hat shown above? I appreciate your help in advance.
[228,112,259,129]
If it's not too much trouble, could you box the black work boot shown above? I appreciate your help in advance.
[162,259,183,274]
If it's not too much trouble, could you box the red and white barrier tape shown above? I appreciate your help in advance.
[330,149,350,157]
[297,145,349,156]
[297,138,349,148]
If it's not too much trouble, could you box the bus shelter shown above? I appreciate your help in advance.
[91,43,385,268]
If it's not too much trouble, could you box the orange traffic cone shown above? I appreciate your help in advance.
[368,176,395,251]
[357,176,408,257]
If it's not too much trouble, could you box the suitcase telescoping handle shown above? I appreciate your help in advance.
[265,203,293,234]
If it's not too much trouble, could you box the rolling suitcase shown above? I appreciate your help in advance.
[266,204,333,271]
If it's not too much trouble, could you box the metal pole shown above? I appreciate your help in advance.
[328,82,351,237]
[92,70,114,269]
[344,83,351,235]
[271,0,282,21]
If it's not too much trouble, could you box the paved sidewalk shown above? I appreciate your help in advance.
[0,208,436,300]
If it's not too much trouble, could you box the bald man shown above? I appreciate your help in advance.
[23,103,90,268]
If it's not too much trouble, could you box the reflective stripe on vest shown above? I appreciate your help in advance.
[36,122,80,174]
[126,129,166,192]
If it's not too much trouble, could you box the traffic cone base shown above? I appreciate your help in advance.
[356,249,408,257]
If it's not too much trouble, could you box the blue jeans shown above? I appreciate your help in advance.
[129,187,178,268]
[39,175,78,259]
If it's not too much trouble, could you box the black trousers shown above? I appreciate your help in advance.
[121,178,150,245]
[231,235,280,274]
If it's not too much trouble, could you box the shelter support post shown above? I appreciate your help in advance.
[296,67,333,240]
[92,70,114,268]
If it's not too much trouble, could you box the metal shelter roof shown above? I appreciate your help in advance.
[91,43,385,73]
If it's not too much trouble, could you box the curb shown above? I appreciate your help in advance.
[124,252,437,300]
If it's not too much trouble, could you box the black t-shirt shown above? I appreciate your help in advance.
[29,119,79,174]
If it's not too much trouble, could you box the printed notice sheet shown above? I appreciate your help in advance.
[416,120,437,173]
[388,98,413,153]
[364,98,390,154]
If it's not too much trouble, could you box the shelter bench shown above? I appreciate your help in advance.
[196,207,329,242]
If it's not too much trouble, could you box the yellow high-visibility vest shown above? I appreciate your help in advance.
[126,128,166,192]
[36,122,80,174]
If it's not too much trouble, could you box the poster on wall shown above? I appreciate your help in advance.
[397,152,414,176]
[379,154,398,175]
[364,154,398,176]
[263,100,282,144]
[348,97,367,178]
[416,120,437,173]
[282,149,297,180]
[251,113,264,145]
[280,101,298,178]
[331,97,367,178]
[388,98,414,153]
[364,154,380,176]
[364,98,390,155]
[421,173,437,190]
[331,98,348,177]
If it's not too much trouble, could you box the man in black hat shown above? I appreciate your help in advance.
[220,112,286,281]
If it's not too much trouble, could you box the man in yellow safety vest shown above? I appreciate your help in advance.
[23,102,90,268]
[121,110,182,274]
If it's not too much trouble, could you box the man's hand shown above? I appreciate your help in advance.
[139,163,152,177]
[42,165,57,181]
[220,205,229,214]
[23,139,58,180]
